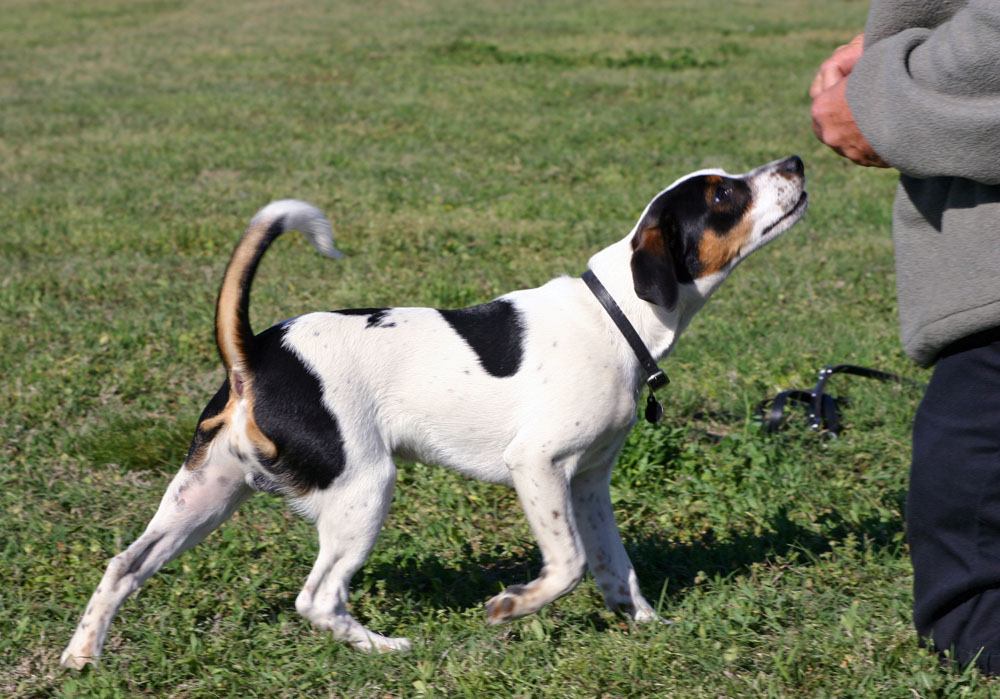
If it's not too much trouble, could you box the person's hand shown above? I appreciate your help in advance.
[810,34,865,99]
[810,34,890,168]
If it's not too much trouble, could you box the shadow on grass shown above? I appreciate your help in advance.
[366,496,906,614]
[627,500,906,598]
[368,544,544,612]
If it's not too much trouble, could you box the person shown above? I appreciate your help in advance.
[809,0,1000,674]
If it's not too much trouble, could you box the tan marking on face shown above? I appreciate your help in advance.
[696,214,754,277]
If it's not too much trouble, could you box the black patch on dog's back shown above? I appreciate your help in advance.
[334,307,386,316]
[438,299,524,378]
[365,309,396,328]
[334,307,396,328]
[249,324,345,490]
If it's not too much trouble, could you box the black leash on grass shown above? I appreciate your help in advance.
[758,364,923,437]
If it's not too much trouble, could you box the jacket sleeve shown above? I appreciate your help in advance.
[845,0,1000,184]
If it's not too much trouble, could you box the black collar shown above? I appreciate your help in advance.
[582,269,668,423]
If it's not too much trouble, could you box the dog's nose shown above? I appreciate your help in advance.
[781,155,804,176]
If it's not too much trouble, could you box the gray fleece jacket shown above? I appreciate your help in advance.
[845,0,1000,366]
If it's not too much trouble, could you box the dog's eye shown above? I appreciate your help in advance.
[714,186,732,204]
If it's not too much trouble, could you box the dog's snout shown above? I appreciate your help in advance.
[780,155,804,177]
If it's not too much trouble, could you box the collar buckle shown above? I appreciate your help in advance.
[646,370,669,391]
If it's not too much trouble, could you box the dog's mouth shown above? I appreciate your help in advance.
[760,190,808,239]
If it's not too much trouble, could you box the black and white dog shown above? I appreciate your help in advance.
[62,156,807,667]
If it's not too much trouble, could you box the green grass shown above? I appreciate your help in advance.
[1,0,993,695]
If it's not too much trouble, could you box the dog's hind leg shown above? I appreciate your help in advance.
[570,459,658,622]
[293,454,410,651]
[485,445,588,625]
[60,453,252,669]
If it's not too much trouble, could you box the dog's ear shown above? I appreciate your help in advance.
[630,213,680,311]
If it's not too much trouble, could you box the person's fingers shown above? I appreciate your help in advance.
[808,33,865,99]
[809,61,847,99]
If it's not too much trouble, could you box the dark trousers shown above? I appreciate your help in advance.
[909,327,1000,673]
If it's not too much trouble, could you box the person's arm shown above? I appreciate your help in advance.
[845,0,1000,183]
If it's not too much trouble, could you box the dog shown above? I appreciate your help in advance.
[61,156,807,668]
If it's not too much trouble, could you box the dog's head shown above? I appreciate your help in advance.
[630,155,807,311]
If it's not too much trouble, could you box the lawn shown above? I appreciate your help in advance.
[1,0,993,695]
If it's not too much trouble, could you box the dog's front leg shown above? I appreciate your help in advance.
[485,447,588,625]
[60,455,252,669]
[570,461,658,622]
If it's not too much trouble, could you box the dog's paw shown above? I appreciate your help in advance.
[484,594,513,626]
[614,601,667,625]
[351,635,412,653]
[631,607,667,625]
[485,586,530,626]
[60,649,96,670]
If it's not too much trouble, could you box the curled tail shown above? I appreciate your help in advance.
[216,200,342,382]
